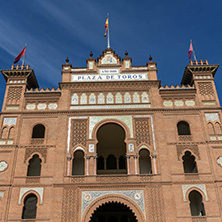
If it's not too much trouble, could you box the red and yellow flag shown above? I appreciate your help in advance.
[104,17,109,37]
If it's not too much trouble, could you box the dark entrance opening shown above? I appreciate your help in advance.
[89,202,138,222]
[97,123,127,175]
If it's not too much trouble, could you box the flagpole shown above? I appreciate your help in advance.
[107,13,110,49]
[22,43,27,66]
[190,39,197,61]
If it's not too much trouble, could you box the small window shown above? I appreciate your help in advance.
[97,156,104,170]
[182,151,198,173]
[27,154,42,176]
[177,121,191,135]
[22,194,38,219]
[119,156,126,169]
[72,150,85,175]
[106,155,117,169]
[1,127,8,139]
[8,127,15,139]
[32,124,45,138]
[189,190,205,216]
[139,149,152,174]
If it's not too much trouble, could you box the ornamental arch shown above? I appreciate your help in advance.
[95,121,127,175]
[82,195,145,222]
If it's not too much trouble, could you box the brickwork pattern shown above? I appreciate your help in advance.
[71,119,87,147]
[146,184,166,222]
[135,118,151,145]
[7,86,22,104]
[198,82,214,96]
[176,145,200,160]
[24,147,47,163]
[61,187,79,222]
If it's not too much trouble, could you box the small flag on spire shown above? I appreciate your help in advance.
[14,46,26,64]
[104,17,109,37]
[188,42,193,59]
[188,40,197,61]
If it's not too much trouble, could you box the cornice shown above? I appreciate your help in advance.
[59,81,160,91]
[1,106,221,116]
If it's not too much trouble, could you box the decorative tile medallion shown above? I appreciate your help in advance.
[205,113,219,121]
[81,190,145,219]
[37,103,47,110]
[26,104,36,110]
[48,103,58,109]
[3,118,17,126]
[0,161,8,172]
[217,156,222,167]
[174,100,184,106]
[0,192,4,198]
[88,144,95,153]
[185,100,195,106]
[163,100,173,107]
[128,143,134,152]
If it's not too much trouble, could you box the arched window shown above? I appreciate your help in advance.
[207,123,215,135]
[139,149,152,174]
[177,121,191,135]
[182,151,198,173]
[72,150,85,175]
[8,127,15,139]
[106,155,117,169]
[215,122,222,135]
[119,156,126,169]
[97,156,104,170]
[27,154,42,176]
[32,124,45,138]
[189,190,205,216]
[1,127,8,139]
[22,194,38,219]
[97,123,126,175]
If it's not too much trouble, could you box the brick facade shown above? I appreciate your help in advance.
[0,49,222,221]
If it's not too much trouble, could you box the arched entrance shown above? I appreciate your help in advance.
[97,123,127,175]
[89,202,138,222]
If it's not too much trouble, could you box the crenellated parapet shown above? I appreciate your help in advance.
[181,60,220,107]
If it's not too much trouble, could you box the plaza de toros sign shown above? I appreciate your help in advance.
[71,69,148,82]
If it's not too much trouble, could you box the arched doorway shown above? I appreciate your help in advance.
[89,202,138,222]
[97,123,127,175]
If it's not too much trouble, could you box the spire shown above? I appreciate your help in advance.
[107,13,110,49]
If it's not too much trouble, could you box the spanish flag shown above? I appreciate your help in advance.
[104,17,109,37]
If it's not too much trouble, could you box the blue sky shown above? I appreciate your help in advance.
[1,0,222,109]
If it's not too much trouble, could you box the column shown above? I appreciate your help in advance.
[134,154,138,175]
[86,155,90,176]
[152,154,157,174]
[126,155,130,175]
[67,155,72,176]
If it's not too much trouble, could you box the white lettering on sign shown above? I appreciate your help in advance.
[71,73,148,82]
[99,69,119,74]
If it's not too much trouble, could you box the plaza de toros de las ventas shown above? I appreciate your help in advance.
[0,47,222,222]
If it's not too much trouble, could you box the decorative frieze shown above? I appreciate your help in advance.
[26,102,58,110]
[89,116,133,139]
[163,99,195,107]
[3,118,17,126]
[205,113,219,121]
[81,190,145,219]
[70,91,150,106]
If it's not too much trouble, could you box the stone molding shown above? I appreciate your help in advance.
[182,184,208,201]
[18,187,44,204]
